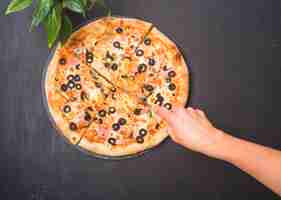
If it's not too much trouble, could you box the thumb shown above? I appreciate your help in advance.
[152,105,174,125]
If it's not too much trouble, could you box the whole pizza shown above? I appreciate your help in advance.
[44,16,189,157]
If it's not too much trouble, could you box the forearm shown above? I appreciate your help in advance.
[218,131,281,196]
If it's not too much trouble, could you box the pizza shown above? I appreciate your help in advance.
[44,16,189,157]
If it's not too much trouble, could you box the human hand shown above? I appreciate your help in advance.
[154,106,226,159]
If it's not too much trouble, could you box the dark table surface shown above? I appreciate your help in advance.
[0,0,281,199]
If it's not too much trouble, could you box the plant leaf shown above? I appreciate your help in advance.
[60,15,73,43]
[63,0,86,17]
[5,0,32,15]
[30,0,54,30]
[43,4,62,48]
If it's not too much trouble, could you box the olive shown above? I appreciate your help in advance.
[134,108,142,115]
[86,51,94,64]
[59,58,66,65]
[111,63,118,71]
[157,95,164,102]
[84,112,92,121]
[98,110,106,117]
[168,70,176,78]
[108,137,117,145]
[97,118,103,124]
[104,62,111,68]
[112,123,120,131]
[155,100,163,106]
[148,58,155,66]
[116,27,123,33]
[138,63,147,73]
[136,49,144,56]
[63,105,71,113]
[113,41,121,49]
[168,83,176,91]
[136,136,144,144]
[67,74,74,81]
[118,118,127,126]
[139,128,147,137]
[60,84,68,92]
[75,84,82,90]
[75,64,80,70]
[144,38,151,45]
[155,123,160,129]
[67,81,75,89]
[95,82,102,88]
[166,77,172,83]
[69,122,77,131]
[108,107,116,114]
[74,75,80,82]
[144,84,154,92]
[110,87,117,93]
[87,106,94,111]
[163,65,169,71]
[164,103,172,110]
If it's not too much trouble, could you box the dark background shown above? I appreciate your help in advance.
[0,0,281,199]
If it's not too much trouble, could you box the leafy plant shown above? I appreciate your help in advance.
[5,0,108,48]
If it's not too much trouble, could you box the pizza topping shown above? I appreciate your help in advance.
[164,103,172,110]
[155,123,160,129]
[84,111,92,121]
[67,74,74,81]
[104,62,110,68]
[108,106,116,114]
[136,49,144,57]
[111,63,118,71]
[144,84,154,92]
[69,122,77,131]
[106,51,114,61]
[80,91,89,101]
[136,136,144,144]
[63,105,71,113]
[113,41,122,49]
[75,64,80,70]
[67,80,75,89]
[75,84,82,90]
[60,84,68,92]
[74,74,80,82]
[133,108,142,115]
[98,110,107,117]
[168,70,176,78]
[144,38,151,46]
[94,81,102,88]
[112,123,120,131]
[110,87,117,93]
[163,65,169,71]
[168,83,176,91]
[118,118,127,126]
[86,51,94,64]
[139,128,147,137]
[166,77,172,83]
[59,58,66,65]
[108,137,117,145]
[148,58,155,66]
[87,106,94,111]
[138,63,147,73]
[116,27,123,33]
[155,94,164,105]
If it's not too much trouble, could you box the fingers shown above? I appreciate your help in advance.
[153,105,174,124]
[186,107,206,119]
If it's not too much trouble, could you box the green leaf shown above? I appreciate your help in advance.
[43,4,62,48]
[107,8,111,16]
[5,0,32,15]
[81,0,88,7]
[30,0,54,30]
[63,0,86,17]
[149,111,153,118]
[60,15,73,43]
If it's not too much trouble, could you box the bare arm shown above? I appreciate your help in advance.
[154,106,281,196]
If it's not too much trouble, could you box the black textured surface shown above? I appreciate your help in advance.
[0,0,281,199]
